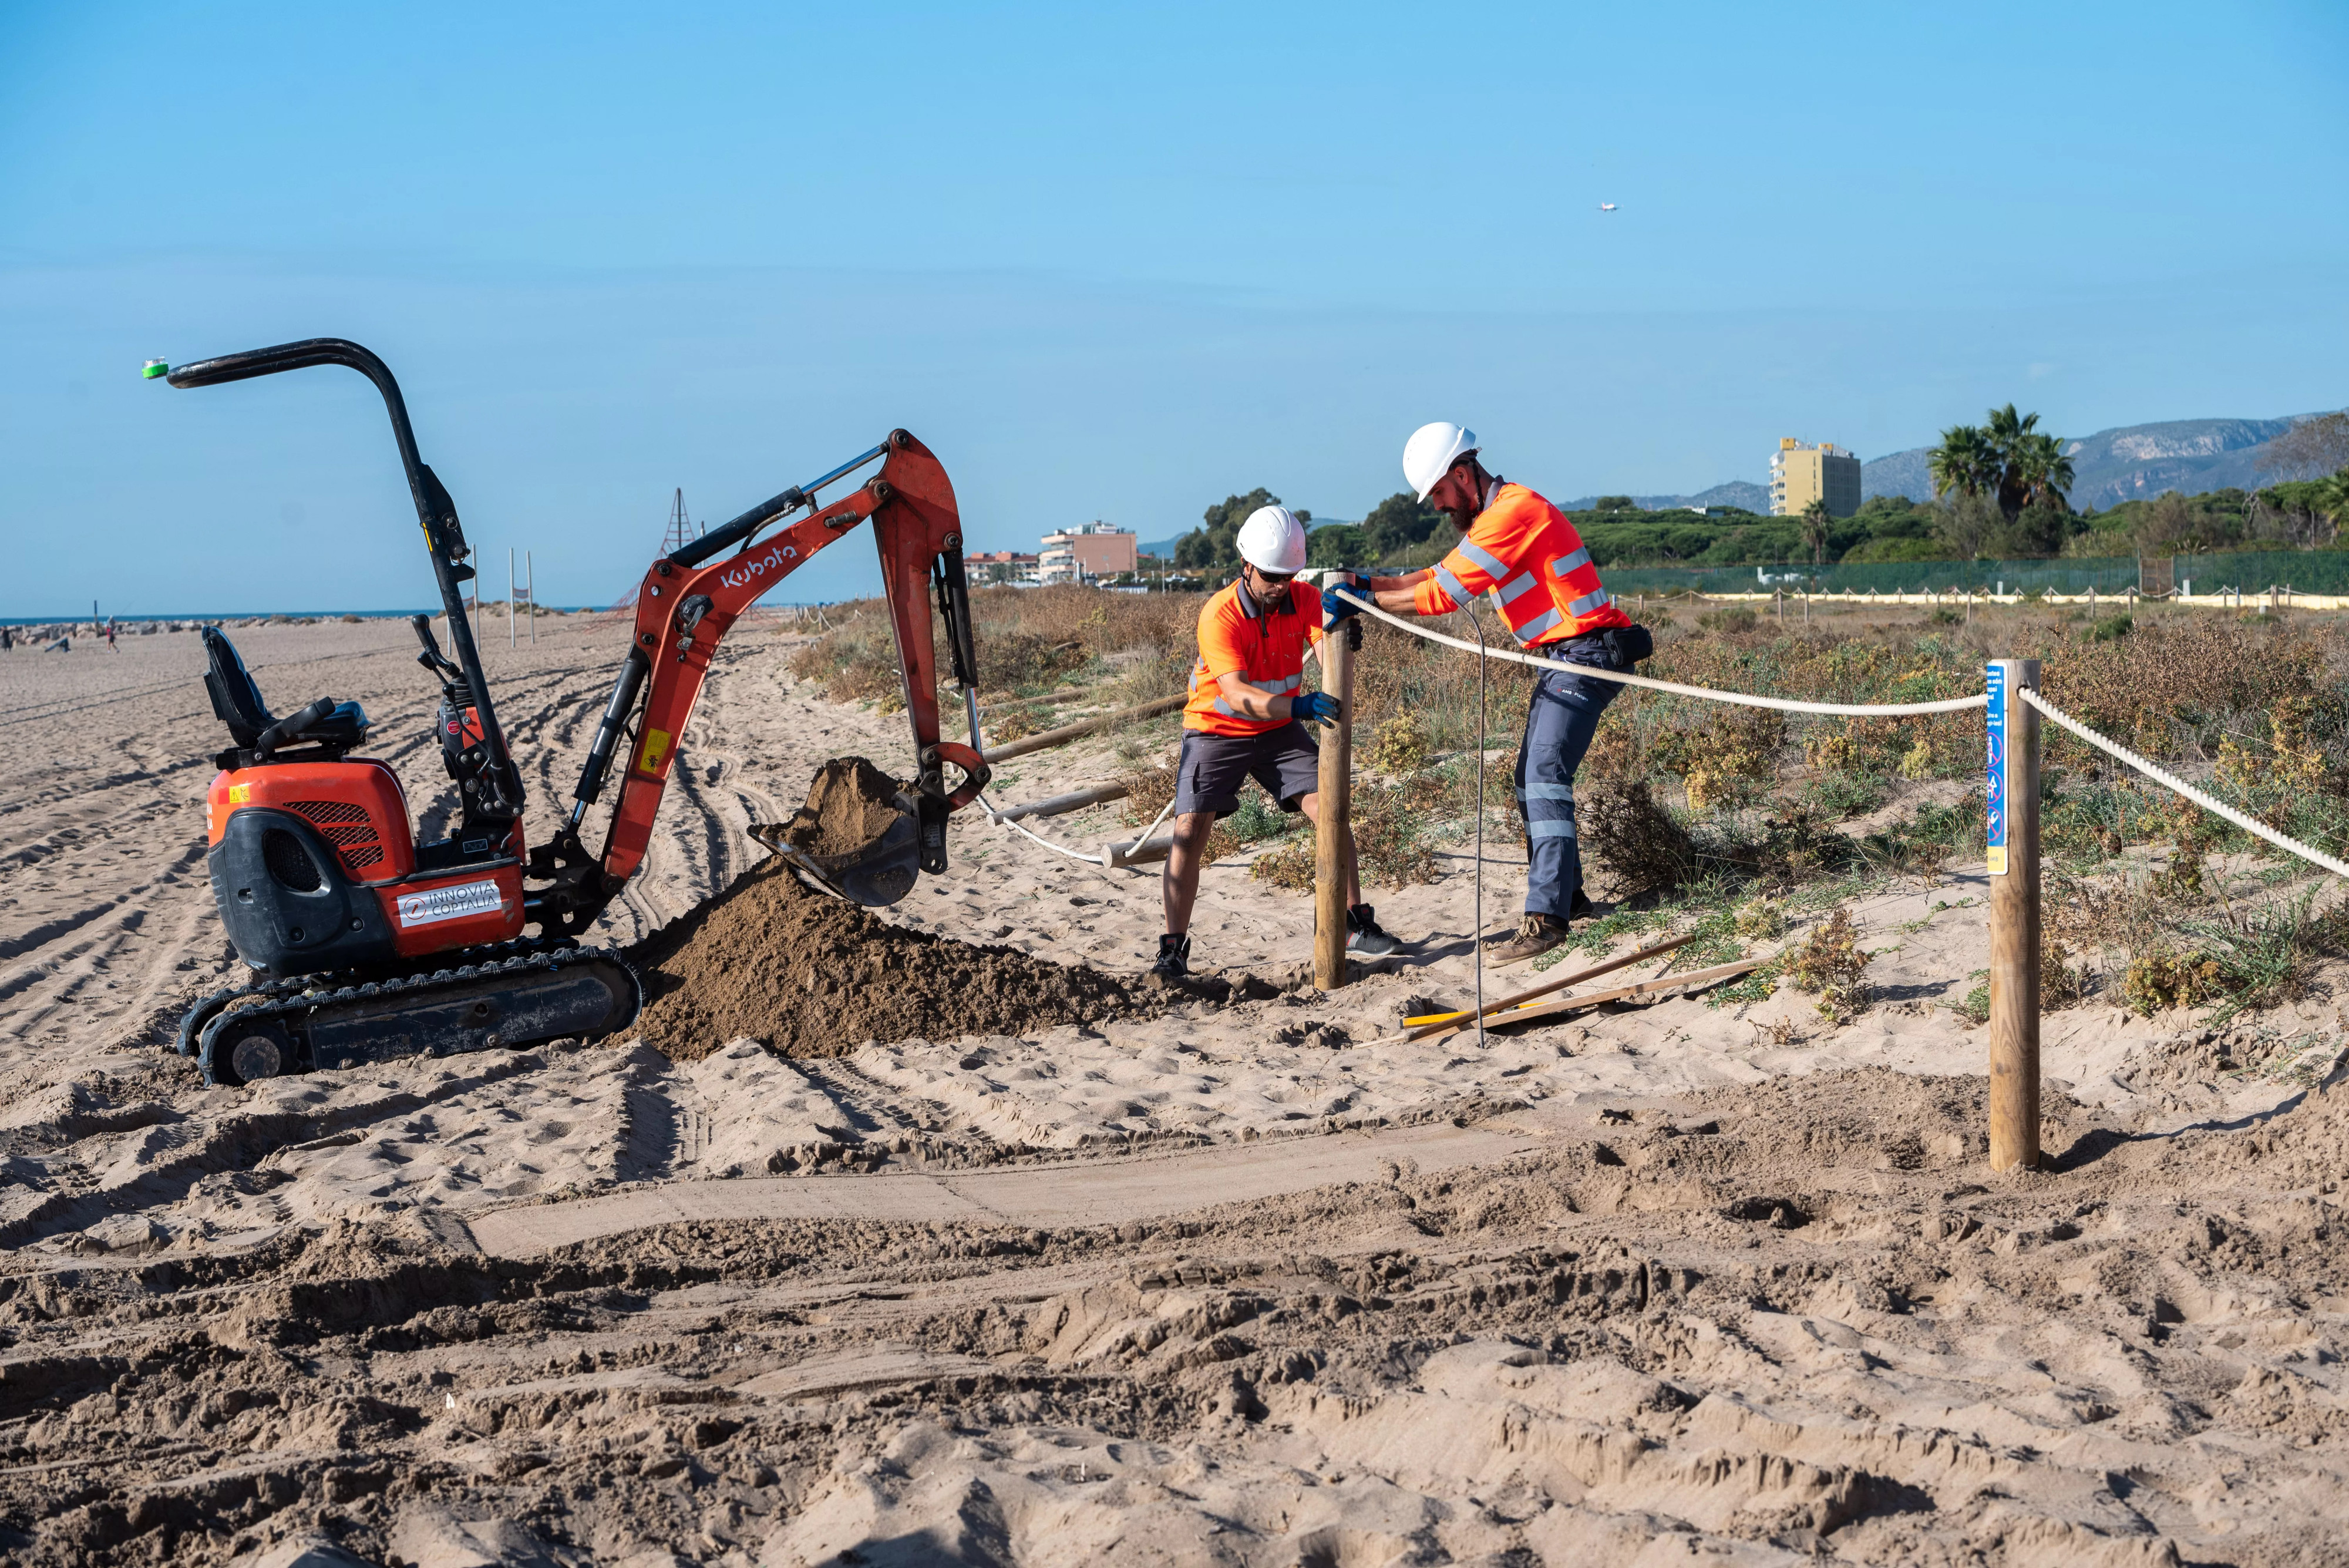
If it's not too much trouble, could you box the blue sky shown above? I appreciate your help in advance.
[3,1,2344,613]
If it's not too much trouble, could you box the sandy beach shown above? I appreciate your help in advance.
[3,613,2345,1566]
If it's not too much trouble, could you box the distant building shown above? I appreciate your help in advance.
[1038,521,1136,584]
[967,550,1041,586]
[1769,438,1861,519]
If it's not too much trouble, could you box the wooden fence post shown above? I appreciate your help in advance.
[1313,571,1357,990]
[1985,658,2042,1172]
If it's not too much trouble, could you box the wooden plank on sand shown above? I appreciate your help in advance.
[1404,933,1696,1032]
[1411,957,1764,1047]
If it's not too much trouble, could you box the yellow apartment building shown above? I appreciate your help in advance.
[1768,438,1862,518]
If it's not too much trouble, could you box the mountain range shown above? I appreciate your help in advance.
[1560,413,2326,516]
[1135,413,2333,555]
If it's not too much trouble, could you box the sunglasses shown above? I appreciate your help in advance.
[1248,566,1297,587]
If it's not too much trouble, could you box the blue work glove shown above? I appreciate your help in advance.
[1322,581,1364,625]
[1294,691,1344,725]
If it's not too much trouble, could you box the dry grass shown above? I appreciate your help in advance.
[1579,779,1693,898]
[789,587,2349,1033]
[1783,908,1872,1022]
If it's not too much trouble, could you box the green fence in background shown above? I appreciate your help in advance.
[1603,550,2349,598]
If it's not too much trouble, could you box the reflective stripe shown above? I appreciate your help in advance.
[1523,782,1576,800]
[1433,564,1470,606]
[1496,570,1543,605]
[1212,697,1237,716]
[1550,546,1592,577]
[1245,674,1301,694]
[1565,588,1612,618]
[1512,607,1563,643]
[1456,539,1510,581]
[1527,819,1577,840]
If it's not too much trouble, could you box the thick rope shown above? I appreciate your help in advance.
[1331,589,1987,716]
[964,687,1112,866]
[984,794,1111,865]
[1126,790,1179,857]
[2020,688,2349,881]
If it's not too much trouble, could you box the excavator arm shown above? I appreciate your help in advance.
[527,429,991,932]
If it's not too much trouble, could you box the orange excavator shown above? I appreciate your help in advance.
[154,338,990,1087]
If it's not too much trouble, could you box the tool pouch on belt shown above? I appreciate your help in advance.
[1601,625,1654,666]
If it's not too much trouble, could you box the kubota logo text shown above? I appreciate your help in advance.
[719,543,799,589]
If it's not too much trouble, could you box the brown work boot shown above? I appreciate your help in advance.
[1486,913,1569,967]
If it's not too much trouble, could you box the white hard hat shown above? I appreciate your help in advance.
[1402,421,1479,502]
[1235,504,1308,574]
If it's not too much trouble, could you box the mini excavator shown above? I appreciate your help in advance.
[155,338,991,1088]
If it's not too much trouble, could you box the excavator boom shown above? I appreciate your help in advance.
[531,429,990,930]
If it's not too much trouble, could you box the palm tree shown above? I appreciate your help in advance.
[2314,469,2349,544]
[1929,425,1997,503]
[1984,403,2039,445]
[1935,405,2070,523]
[1984,405,2044,520]
[2007,431,2076,514]
[1799,497,1833,566]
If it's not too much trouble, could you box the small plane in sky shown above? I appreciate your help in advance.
[1598,203,1618,212]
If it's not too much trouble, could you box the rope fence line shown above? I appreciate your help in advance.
[2019,687,2349,881]
[1330,590,1988,716]
[930,583,2348,1177]
[965,587,1994,868]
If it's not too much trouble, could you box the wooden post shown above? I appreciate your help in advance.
[1985,657,2041,1172]
[1313,570,1357,990]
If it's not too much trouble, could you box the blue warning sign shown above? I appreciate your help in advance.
[1985,663,2007,876]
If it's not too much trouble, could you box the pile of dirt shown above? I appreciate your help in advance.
[627,857,1155,1059]
[780,756,907,859]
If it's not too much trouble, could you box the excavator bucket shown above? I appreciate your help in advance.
[753,758,923,907]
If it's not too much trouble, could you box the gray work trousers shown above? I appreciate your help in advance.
[1515,650,1625,918]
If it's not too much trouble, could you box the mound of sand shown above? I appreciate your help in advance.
[628,857,1156,1059]
[779,755,906,859]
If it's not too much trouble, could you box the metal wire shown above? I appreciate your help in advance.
[1468,598,1489,1050]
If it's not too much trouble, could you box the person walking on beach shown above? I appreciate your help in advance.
[105,618,117,651]
[1325,423,1651,966]
[1155,505,1400,978]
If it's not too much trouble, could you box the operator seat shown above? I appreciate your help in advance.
[200,626,369,757]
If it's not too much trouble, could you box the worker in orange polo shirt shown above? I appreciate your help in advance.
[1157,506,1401,978]
[1326,424,1652,965]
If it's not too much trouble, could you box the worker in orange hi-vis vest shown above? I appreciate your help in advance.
[1156,505,1402,980]
[1327,424,1654,967]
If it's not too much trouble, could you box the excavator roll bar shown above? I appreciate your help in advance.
[154,337,988,932]
[530,428,991,931]
[159,338,524,820]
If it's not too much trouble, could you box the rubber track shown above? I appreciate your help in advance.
[194,941,640,1086]
[171,934,586,1058]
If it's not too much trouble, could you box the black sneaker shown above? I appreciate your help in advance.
[1346,903,1401,957]
[1152,933,1192,978]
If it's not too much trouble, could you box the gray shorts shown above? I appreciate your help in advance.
[1174,722,1320,818]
